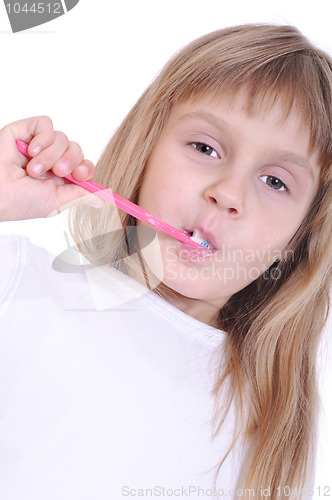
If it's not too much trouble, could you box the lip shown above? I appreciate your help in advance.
[183,226,219,251]
[179,244,221,261]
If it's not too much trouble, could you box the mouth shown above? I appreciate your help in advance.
[183,227,218,251]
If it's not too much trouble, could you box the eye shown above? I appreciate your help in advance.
[259,175,288,192]
[191,142,219,159]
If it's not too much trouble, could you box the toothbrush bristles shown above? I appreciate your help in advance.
[184,228,214,249]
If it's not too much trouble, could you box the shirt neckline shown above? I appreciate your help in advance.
[101,265,226,347]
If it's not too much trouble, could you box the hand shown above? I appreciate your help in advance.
[0,115,104,222]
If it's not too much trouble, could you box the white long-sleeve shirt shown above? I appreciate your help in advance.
[0,234,242,500]
[0,234,330,499]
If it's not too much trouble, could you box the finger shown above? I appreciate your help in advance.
[4,116,55,156]
[26,131,70,178]
[46,188,106,217]
[70,159,96,181]
[0,116,50,170]
[52,141,84,177]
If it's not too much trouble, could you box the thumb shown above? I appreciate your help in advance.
[46,191,106,217]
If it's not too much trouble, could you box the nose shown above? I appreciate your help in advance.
[203,175,245,216]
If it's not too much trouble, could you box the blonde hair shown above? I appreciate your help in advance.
[70,24,332,498]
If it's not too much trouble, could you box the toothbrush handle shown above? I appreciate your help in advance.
[16,140,201,248]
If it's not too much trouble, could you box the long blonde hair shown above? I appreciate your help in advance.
[70,24,332,498]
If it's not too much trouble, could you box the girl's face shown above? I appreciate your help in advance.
[137,93,320,326]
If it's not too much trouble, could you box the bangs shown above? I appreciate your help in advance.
[241,53,332,181]
[159,26,332,185]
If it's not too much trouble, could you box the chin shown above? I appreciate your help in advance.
[161,274,215,300]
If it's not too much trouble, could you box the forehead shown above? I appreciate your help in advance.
[171,90,311,144]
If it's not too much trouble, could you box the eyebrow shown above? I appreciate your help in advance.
[269,151,315,179]
[178,111,315,179]
[178,111,229,132]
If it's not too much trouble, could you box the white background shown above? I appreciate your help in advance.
[0,0,332,253]
[0,0,331,493]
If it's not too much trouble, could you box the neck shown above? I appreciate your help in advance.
[160,288,223,328]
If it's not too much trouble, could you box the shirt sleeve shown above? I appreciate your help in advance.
[0,234,27,318]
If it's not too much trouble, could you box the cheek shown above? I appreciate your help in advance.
[139,164,192,216]
[241,215,298,270]
[252,205,304,245]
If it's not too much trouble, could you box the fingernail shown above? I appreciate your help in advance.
[32,146,42,155]
[58,162,71,175]
[32,163,44,175]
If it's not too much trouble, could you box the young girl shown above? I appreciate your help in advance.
[0,24,331,499]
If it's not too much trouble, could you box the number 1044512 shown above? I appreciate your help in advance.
[5,3,62,14]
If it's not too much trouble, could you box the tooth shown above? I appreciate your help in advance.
[190,228,203,242]
[201,240,213,249]
[189,228,214,249]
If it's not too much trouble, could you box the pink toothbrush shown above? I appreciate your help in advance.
[16,139,202,248]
